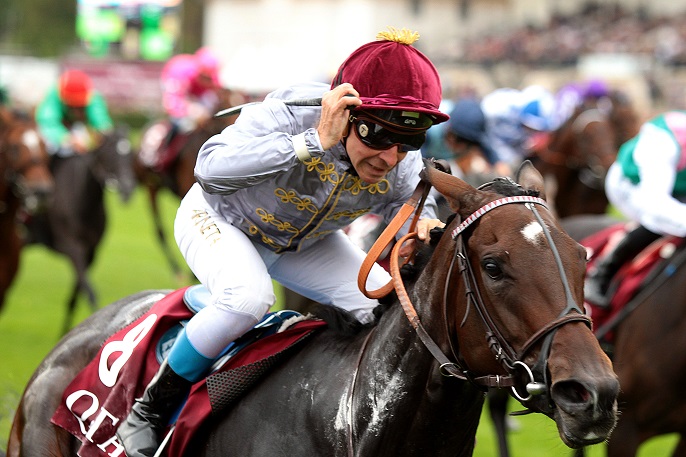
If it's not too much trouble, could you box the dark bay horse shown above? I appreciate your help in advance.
[8,161,619,456]
[0,107,53,311]
[134,88,244,278]
[488,213,686,457]
[562,214,686,457]
[531,92,640,219]
[24,125,136,333]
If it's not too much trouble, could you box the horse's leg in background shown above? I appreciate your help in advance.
[61,247,98,334]
[61,268,97,335]
[487,388,511,457]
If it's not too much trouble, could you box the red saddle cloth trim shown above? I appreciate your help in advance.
[50,287,326,457]
[582,224,683,342]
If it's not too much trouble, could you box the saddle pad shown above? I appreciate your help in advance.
[582,224,684,343]
[50,287,326,457]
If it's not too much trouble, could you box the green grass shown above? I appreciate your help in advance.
[0,186,679,455]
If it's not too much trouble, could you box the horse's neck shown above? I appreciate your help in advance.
[351,292,484,454]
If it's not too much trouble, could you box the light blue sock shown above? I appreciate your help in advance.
[167,328,214,383]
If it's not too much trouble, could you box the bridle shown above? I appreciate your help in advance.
[358,172,591,410]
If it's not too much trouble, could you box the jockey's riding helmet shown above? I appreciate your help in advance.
[58,70,93,108]
[331,27,449,131]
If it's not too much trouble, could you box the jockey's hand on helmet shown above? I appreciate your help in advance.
[317,83,362,150]
[398,218,445,257]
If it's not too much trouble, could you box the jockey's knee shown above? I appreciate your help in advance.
[213,279,275,323]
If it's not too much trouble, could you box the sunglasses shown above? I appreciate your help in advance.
[350,116,427,152]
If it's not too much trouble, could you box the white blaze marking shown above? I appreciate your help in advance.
[521,221,544,245]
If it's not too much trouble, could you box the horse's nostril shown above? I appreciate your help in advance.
[552,380,592,406]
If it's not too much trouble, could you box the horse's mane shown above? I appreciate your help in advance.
[478,176,540,198]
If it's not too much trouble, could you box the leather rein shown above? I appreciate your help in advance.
[357,177,591,402]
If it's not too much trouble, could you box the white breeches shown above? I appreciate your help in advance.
[606,163,686,237]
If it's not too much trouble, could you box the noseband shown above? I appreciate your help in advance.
[359,180,591,410]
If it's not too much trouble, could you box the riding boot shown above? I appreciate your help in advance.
[116,360,192,457]
[584,225,660,308]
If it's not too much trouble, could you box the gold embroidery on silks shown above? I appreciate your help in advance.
[304,157,340,184]
[304,229,335,240]
[327,207,371,221]
[248,224,281,250]
[302,157,390,195]
[191,210,221,244]
[250,159,390,252]
[255,208,299,233]
[274,188,318,213]
[342,176,390,195]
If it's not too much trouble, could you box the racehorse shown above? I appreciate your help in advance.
[0,107,53,311]
[488,212,686,457]
[134,87,244,278]
[531,92,640,219]
[563,214,686,457]
[7,161,619,456]
[23,125,136,333]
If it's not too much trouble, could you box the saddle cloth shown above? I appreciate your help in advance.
[50,286,326,457]
[582,224,684,343]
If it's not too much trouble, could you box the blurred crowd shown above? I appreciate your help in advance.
[461,4,686,66]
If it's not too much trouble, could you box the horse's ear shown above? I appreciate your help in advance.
[515,160,547,200]
[421,162,479,213]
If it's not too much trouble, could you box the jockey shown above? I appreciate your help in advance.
[584,110,686,307]
[157,47,222,159]
[553,78,611,127]
[35,69,113,158]
[116,27,449,456]
[480,85,556,177]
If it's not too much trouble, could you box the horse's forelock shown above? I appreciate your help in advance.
[478,177,539,198]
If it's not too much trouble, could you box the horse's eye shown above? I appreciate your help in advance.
[482,259,503,279]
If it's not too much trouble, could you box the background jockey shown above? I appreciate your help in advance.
[584,110,686,308]
[480,85,557,177]
[553,78,612,127]
[35,69,113,159]
[157,47,222,161]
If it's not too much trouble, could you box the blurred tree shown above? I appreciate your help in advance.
[177,0,203,53]
[0,0,78,56]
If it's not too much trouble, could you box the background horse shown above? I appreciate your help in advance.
[0,107,53,312]
[531,92,640,219]
[134,87,244,278]
[24,125,136,333]
[8,162,618,456]
[562,214,686,457]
